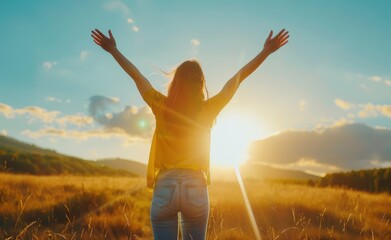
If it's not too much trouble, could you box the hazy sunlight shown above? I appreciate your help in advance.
[210,114,264,167]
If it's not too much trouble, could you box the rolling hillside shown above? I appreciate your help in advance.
[0,135,133,176]
[240,163,320,181]
[210,164,320,182]
[97,158,147,176]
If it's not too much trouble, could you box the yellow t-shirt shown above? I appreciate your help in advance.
[142,88,230,188]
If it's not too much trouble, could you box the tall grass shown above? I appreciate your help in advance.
[0,173,390,239]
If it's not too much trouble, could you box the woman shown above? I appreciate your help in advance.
[91,28,289,240]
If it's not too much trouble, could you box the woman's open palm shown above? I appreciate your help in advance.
[263,29,289,54]
[91,29,117,53]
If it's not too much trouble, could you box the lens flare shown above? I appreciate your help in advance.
[138,120,146,128]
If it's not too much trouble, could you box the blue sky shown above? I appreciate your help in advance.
[0,1,390,168]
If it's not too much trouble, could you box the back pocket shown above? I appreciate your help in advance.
[186,186,207,207]
[152,185,175,208]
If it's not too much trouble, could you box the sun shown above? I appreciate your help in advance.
[210,114,264,167]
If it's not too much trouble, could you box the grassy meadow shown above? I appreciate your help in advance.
[1,173,390,240]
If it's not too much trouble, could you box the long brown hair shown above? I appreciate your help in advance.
[165,60,209,121]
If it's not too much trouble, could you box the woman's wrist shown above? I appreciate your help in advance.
[261,48,272,57]
[109,47,119,55]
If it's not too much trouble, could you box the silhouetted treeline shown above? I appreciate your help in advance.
[319,168,391,193]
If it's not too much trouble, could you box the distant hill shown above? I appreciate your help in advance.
[0,135,133,176]
[97,158,147,177]
[240,163,320,181]
[0,135,62,157]
[211,164,320,182]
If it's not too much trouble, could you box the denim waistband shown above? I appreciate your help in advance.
[157,168,206,183]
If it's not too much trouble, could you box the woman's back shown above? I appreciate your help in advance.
[144,87,229,187]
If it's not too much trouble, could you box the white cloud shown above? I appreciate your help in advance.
[370,75,382,82]
[335,99,354,110]
[88,95,154,139]
[132,26,139,32]
[369,75,391,87]
[56,114,94,127]
[298,100,307,111]
[0,103,15,118]
[21,127,145,144]
[380,105,391,117]
[332,118,354,127]
[358,103,391,118]
[45,97,71,104]
[104,1,130,16]
[358,103,378,118]
[45,96,61,103]
[289,158,342,173]
[15,106,61,123]
[190,39,201,46]
[127,18,134,23]
[0,129,7,136]
[0,102,94,127]
[105,113,113,119]
[80,51,91,60]
[2,98,154,145]
[43,61,57,70]
[109,96,120,103]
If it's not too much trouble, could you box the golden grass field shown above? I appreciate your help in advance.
[1,173,390,240]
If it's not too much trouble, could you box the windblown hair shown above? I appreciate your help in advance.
[165,60,209,122]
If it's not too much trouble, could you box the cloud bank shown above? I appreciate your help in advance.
[248,123,391,174]
[1,97,154,144]
[369,75,391,87]
[88,95,155,139]
[334,99,391,119]
[0,103,92,127]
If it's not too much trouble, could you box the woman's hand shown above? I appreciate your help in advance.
[91,29,117,53]
[263,29,289,55]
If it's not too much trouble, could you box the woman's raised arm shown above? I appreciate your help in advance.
[91,29,153,97]
[208,29,289,112]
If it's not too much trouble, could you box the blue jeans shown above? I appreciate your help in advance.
[150,169,209,240]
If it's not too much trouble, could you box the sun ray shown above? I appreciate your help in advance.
[235,166,262,240]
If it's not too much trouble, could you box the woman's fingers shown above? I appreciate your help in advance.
[91,31,102,40]
[279,34,289,43]
[91,34,101,43]
[280,39,289,47]
[108,30,114,40]
[95,29,107,39]
[267,30,273,41]
[93,39,101,46]
[274,29,286,39]
[278,31,289,40]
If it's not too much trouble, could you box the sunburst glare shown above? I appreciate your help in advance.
[210,114,265,167]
